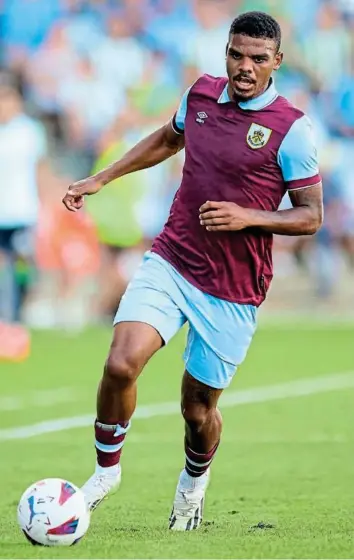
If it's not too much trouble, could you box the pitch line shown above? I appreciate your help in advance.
[1,371,354,441]
[0,387,78,412]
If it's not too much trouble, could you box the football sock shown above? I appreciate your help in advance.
[95,463,121,476]
[184,439,219,477]
[179,467,209,490]
[94,420,131,469]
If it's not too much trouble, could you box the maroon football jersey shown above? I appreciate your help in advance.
[152,75,321,305]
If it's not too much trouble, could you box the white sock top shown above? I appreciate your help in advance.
[179,468,209,490]
[95,463,121,477]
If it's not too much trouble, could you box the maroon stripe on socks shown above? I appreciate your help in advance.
[184,439,219,477]
[95,420,129,468]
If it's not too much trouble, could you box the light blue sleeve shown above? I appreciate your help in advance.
[173,87,191,132]
[277,115,320,187]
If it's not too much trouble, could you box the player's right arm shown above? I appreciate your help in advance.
[62,122,184,212]
[62,87,191,212]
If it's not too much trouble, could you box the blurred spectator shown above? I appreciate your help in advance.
[182,0,231,77]
[1,0,64,70]
[29,163,100,330]
[57,55,126,175]
[336,0,354,24]
[330,58,354,137]
[283,0,320,38]
[0,79,46,322]
[301,3,351,91]
[90,13,146,91]
[25,24,80,117]
[144,0,195,63]
[60,0,105,56]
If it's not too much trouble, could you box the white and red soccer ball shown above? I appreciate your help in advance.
[17,478,90,546]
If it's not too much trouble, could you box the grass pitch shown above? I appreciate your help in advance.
[0,322,354,558]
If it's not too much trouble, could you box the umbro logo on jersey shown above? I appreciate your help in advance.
[196,111,208,124]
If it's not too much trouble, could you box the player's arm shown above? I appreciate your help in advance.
[62,123,184,211]
[62,87,190,212]
[200,115,323,236]
[97,123,185,184]
[254,182,323,235]
[200,182,323,235]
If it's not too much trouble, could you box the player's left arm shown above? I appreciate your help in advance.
[254,114,323,235]
[200,115,324,236]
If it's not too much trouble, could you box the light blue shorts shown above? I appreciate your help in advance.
[114,252,257,389]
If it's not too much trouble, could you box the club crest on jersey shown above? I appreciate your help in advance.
[247,123,272,149]
[196,111,208,124]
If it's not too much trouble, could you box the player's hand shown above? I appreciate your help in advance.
[62,177,104,212]
[199,201,254,232]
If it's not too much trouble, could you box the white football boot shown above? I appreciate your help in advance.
[81,465,121,511]
[169,469,210,531]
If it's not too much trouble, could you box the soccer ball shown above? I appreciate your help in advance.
[17,478,90,546]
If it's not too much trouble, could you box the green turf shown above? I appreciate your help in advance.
[1,322,354,558]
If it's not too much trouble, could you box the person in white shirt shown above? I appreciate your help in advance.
[0,82,46,322]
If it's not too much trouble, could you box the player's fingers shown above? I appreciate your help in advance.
[199,201,224,212]
[200,217,229,226]
[62,194,83,212]
[205,224,230,231]
[67,187,84,197]
[199,210,225,219]
[62,196,76,212]
[74,199,84,210]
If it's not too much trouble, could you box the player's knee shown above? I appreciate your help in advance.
[182,403,211,432]
[104,350,140,387]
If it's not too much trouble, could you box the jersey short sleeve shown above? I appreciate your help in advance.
[277,115,321,190]
[171,87,191,134]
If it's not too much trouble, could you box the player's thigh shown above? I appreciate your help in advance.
[106,321,163,379]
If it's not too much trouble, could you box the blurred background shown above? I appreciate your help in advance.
[0,0,354,333]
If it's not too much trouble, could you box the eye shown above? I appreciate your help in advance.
[230,52,241,60]
[254,57,266,64]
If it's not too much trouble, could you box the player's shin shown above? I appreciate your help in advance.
[95,375,137,474]
[94,420,131,473]
[184,407,222,481]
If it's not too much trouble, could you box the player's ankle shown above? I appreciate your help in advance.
[95,462,121,477]
[179,468,209,490]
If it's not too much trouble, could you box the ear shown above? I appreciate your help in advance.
[273,51,283,72]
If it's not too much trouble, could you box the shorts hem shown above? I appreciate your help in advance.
[113,317,168,344]
[184,361,234,390]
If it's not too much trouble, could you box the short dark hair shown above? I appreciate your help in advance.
[229,11,281,51]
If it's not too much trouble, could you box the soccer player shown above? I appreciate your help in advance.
[62,12,323,531]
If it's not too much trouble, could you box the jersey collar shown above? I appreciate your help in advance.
[217,78,278,110]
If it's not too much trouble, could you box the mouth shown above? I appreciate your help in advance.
[233,77,255,92]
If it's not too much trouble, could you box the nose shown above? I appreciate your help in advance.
[237,56,253,75]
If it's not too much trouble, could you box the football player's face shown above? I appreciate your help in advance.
[226,34,283,100]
